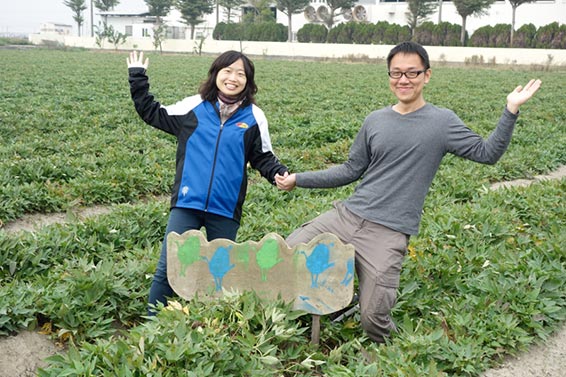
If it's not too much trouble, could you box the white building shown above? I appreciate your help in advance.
[101,0,565,41]
[98,10,188,39]
[39,22,73,36]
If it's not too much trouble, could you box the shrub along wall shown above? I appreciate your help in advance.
[413,21,463,47]
[296,23,327,43]
[470,22,566,48]
[294,20,565,49]
[213,21,287,42]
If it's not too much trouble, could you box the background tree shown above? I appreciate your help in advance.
[508,0,534,47]
[106,24,127,49]
[144,0,174,53]
[452,0,495,45]
[406,0,438,39]
[276,0,310,42]
[218,0,245,23]
[94,0,120,39]
[94,0,119,11]
[245,0,276,23]
[63,0,87,36]
[176,0,214,39]
[316,0,356,30]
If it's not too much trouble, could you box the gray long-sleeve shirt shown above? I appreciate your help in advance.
[296,104,518,235]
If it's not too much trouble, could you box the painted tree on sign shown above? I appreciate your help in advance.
[453,0,495,46]
[63,0,87,36]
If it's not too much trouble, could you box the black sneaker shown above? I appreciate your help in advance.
[329,293,359,322]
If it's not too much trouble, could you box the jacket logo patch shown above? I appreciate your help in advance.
[181,186,189,196]
[236,122,249,129]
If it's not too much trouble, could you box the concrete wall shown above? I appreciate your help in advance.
[29,34,566,66]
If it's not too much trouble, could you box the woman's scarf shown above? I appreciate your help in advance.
[217,92,244,124]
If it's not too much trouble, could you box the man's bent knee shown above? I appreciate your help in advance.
[359,281,398,344]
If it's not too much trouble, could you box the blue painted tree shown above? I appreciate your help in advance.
[341,257,355,286]
[202,245,235,291]
[299,243,335,288]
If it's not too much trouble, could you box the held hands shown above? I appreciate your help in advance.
[127,50,149,70]
[506,79,542,114]
[275,172,296,192]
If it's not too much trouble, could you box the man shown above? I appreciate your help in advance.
[275,41,541,343]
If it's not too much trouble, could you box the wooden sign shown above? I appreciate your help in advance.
[167,230,355,316]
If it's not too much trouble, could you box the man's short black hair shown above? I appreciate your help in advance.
[387,41,430,70]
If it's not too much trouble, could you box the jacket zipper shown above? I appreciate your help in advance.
[204,117,224,212]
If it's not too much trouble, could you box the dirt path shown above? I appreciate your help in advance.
[481,326,566,377]
[0,168,564,376]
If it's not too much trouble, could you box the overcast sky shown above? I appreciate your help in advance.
[0,0,148,35]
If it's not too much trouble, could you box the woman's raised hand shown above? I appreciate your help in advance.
[127,50,149,69]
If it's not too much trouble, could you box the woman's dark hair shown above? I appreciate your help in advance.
[199,50,257,106]
[386,41,430,71]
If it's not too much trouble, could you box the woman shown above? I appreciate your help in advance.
[127,50,288,313]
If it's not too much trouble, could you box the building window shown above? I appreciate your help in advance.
[142,28,150,37]
[125,25,132,36]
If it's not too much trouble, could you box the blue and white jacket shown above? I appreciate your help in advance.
[129,67,287,222]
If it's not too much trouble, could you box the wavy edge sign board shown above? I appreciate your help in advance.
[167,230,355,316]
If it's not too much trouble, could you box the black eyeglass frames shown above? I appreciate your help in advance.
[387,70,426,79]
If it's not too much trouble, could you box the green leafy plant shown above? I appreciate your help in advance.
[1,49,565,375]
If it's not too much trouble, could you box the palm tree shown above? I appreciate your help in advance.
[63,0,88,36]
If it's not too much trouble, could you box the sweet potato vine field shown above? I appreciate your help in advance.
[1,48,565,376]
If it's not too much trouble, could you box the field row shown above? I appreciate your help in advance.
[1,48,565,225]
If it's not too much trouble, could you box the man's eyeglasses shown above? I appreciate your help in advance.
[388,70,426,79]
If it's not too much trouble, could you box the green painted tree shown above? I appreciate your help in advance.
[276,0,310,42]
[452,0,495,45]
[508,0,534,47]
[176,0,214,39]
[176,237,201,277]
[144,0,174,53]
[63,0,87,36]
[406,0,438,39]
[256,239,283,281]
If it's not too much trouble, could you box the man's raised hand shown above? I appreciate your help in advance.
[506,79,542,114]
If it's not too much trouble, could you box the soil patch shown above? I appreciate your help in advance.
[0,331,62,377]
[481,326,566,376]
